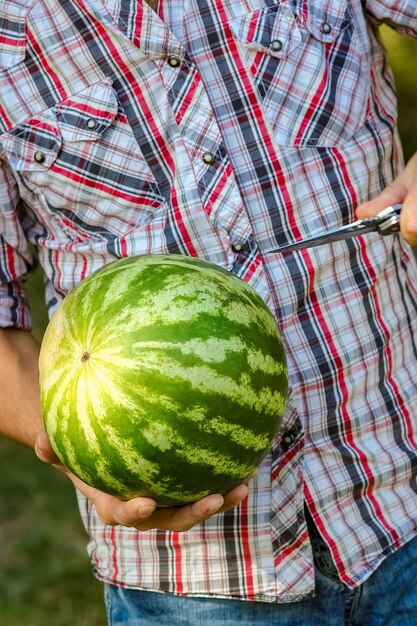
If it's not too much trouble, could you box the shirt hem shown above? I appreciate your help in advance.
[344,526,417,589]
[92,568,314,604]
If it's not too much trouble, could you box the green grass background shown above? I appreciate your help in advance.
[0,27,416,626]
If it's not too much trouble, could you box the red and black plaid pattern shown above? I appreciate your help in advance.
[2,0,417,602]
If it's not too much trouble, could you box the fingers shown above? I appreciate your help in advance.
[355,179,406,220]
[36,426,255,532]
[355,152,417,246]
[69,472,250,532]
[211,483,249,515]
[64,472,156,524]
[133,484,249,532]
[134,494,226,532]
[401,190,417,246]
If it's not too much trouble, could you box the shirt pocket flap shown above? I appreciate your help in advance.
[305,0,351,43]
[55,79,119,143]
[229,5,302,60]
[0,0,36,69]
[1,117,61,171]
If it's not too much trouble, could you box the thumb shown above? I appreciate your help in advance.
[34,429,61,465]
[355,182,404,220]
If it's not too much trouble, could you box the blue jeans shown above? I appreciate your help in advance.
[104,520,417,626]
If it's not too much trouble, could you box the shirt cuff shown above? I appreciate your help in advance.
[0,281,32,331]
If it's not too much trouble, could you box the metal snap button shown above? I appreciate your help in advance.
[33,150,46,164]
[281,431,297,450]
[270,39,283,52]
[167,55,181,68]
[86,118,98,130]
[231,241,246,253]
[321,22,332,35]
[202,151,216,165]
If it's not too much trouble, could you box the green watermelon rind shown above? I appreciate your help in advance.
[39,254,288,506]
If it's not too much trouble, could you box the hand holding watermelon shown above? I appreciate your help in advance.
[35,429,252,531]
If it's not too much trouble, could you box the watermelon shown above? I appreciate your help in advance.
[39,255,288,506]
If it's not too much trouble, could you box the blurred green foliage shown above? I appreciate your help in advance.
[0,24,416,626]
[381,26,417,161]
[0,438,106,626]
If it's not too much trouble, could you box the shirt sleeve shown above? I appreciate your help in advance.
[0,155,34,330]
[363,0,417,37]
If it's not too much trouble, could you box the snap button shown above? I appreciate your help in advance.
[202,151,216,165]
[320,22,332,35]
[33,150,46,164]
[281,430,297,450]
[231,241,246,253]
[167,55,181,68]
[270,39,283,52]
[86,118,98,130]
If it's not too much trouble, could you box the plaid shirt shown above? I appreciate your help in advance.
[2,0,417,602]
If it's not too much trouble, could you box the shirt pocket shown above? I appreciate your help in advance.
[1,78,166,243]
[0,0,36,70]
[229,0,370,147]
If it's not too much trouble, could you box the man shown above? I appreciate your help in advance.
[1,0,417,624]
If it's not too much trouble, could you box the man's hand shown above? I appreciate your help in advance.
[35,429,251,532]
[356,151,417,246]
